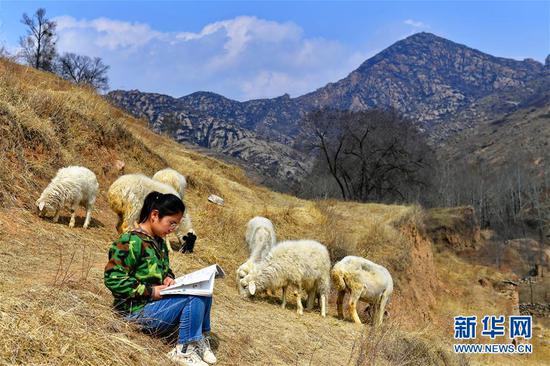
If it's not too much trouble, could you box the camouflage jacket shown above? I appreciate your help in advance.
[104,230,175,314]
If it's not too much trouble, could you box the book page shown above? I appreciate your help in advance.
[173,264,217,286]
[160,275,213,296]
[160,264,223,297]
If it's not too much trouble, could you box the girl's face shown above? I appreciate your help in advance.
[150,211,183,237]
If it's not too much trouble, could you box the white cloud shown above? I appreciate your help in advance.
[404,19,429,28]
[53,15,370,100]
[175,16,303,70]
[177,16,301,44]
[55,16,162,52]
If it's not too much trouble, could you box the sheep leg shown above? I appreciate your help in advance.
[349,292,362,324]
[83,203,93,229]
[372,303,382,327]
[281,286,287,309]
[53,210,60,223]
[115,214,123,233]
[296,284,304,315]
[173,224,187,253]
[320,293,327,317]
[68,206,77,228]
[165,236,175,253]
[336,290,345,320]
[374,292,390,327]
[306,289,316,310]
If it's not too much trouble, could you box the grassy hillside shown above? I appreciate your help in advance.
[0,58,548,365]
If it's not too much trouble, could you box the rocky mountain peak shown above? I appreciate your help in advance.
[180,91,234,102]
[356,32,543,76]
[398,31,450,47]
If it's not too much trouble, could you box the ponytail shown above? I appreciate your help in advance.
[139,191,185,223]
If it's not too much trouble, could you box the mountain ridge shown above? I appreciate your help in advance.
[107,32,549,188]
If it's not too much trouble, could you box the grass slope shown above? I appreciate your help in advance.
[0,59,548,365]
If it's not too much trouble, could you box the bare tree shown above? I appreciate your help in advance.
[429,143,549,274]
[0,44,16,62]
[301,109,349,199]
[19,8,57,71]
[300,109,435,203]
[522,165,550,273]
[0,44,9,58]
[56,52,110,91]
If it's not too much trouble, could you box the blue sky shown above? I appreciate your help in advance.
[0,1,548,100]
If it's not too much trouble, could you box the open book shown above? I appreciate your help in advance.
[160,264,225,297]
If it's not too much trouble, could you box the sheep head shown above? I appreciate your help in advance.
[236,261,256,297]
[35,198,54,217]
[239,275,259,297]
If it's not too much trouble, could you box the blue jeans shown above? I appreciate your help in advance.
[126,295,212,345]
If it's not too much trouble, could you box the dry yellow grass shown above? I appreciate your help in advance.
[1,58,547,365]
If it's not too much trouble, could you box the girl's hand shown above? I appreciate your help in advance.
[163,277,175,286]
[151,285,168,300]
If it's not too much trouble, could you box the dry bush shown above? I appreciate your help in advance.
[0,284,169,366]
[351,321,469,366]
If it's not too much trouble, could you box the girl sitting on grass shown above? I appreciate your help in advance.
[104,191,216,366]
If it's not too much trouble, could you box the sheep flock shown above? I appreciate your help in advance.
[36,166,393,325]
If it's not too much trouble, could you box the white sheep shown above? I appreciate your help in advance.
[331,256,393,326]
[236,217,277,296]
[152,168,187,199]
[107,173,193,244]
[36,166,99,229]
[240,240,331,317]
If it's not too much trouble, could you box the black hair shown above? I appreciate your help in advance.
[139,191,185,224]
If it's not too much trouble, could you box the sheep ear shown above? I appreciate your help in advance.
[38,201,45,211]
[248,281,256,295]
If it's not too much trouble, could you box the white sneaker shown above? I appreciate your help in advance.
[167,344,208,366]
[197,337,217,364]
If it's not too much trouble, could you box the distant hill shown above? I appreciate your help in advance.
[107,32,548,187]
[106,90,312,187]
